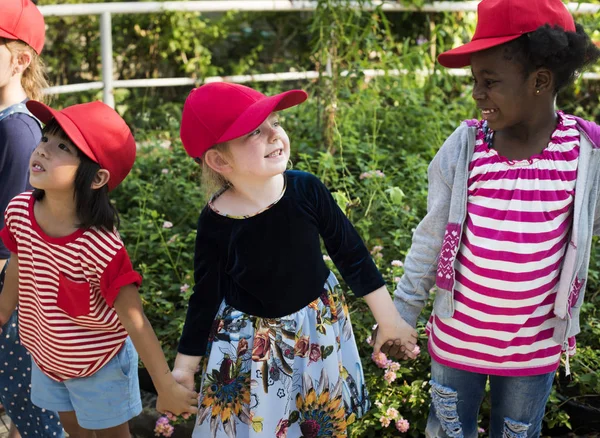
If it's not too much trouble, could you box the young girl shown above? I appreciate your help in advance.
[0,1,63,436]
[0,101,198,437]
[387,0,600,436]
[161,82,418,437]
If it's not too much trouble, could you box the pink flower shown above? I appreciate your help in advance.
[365,335,372,345]
[384,370,397,384]
[154,416,175,437]
[162,221,173,229]
[252,330,271,362]
[362,170,386,179]
[478,427,485,434]
[161,168,169,174]
[380,415,391,428]
[156,417,169,426]
[371,351,391,369]
[394,276,401,283]
[386,407,399,420]
[412,345,421,355]
[180,284,190,293]
[309,343,321,363]
[275,419,289,438]
[388,362,400,372]
[391,260,403,267]
[396,418,410,433]
[294,336,310,358]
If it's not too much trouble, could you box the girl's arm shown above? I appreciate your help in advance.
[0,253,19,330]
[171,353,203,393]
[303,172,418,355]
[393,124,468,327]
[364,285,418,358]
[113,284,198,416]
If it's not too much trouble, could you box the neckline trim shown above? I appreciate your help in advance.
[208,173,288,219]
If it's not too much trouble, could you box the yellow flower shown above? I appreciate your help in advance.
[293,369,348,438]
[197,357,252,435]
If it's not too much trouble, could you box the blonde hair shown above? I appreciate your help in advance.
[199,142,232,198]
[4,39,48,102]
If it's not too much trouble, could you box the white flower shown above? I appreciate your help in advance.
[162,221,173,229]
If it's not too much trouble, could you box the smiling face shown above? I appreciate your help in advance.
[223,112,290,181]
[29,132,81,193]
[470,44,539,132]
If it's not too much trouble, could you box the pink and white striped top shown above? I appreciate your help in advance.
[428,112,579,376]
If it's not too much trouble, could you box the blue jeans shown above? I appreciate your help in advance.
[426,358,555,438]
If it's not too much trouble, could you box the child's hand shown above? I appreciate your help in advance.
[155,378,198,417]
[371,319,419,360]
[172,368,196,393]
[165,368,197,420]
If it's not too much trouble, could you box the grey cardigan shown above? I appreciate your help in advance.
[394,116,600,352]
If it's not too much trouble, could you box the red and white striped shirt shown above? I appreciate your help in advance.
[428,112,579,376]
[0,191,142,381]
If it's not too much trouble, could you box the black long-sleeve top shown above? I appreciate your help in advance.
[178,170,385,356]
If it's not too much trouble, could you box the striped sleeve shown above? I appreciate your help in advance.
[99,246,142,306]
[0,197,20,253]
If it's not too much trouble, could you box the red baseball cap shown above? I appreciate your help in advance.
[26,101,137,192]
[438,0,575,68]
[0,0,45,55]
[180,82,308,158]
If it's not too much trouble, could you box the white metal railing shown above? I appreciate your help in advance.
[38,1,600,107]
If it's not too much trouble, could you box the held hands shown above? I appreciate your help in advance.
[370,317,419,361]
[155,372,198,419]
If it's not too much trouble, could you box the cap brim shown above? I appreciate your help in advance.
[26,101,99,164]
[438,34,523,68]
[0,28,42,55]
[0,28,20,42]
[218,89,308,143]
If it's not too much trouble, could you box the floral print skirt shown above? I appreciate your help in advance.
[193,272,370,438]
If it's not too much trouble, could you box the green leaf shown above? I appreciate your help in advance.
[386,186,405,205]
[321,345,334,360]
[288,411,299,424]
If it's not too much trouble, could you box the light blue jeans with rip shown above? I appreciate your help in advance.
[426,358,555,438]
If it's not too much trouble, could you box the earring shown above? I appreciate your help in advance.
[535,89,540,95]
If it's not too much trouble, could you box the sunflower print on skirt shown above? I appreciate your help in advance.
[192,273,370,438]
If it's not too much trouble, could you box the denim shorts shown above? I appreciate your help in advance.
[30,337,142,430]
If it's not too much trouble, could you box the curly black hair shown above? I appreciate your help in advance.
[503,23,600,93]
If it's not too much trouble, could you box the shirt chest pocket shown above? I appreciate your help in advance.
[57,272,91,318]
